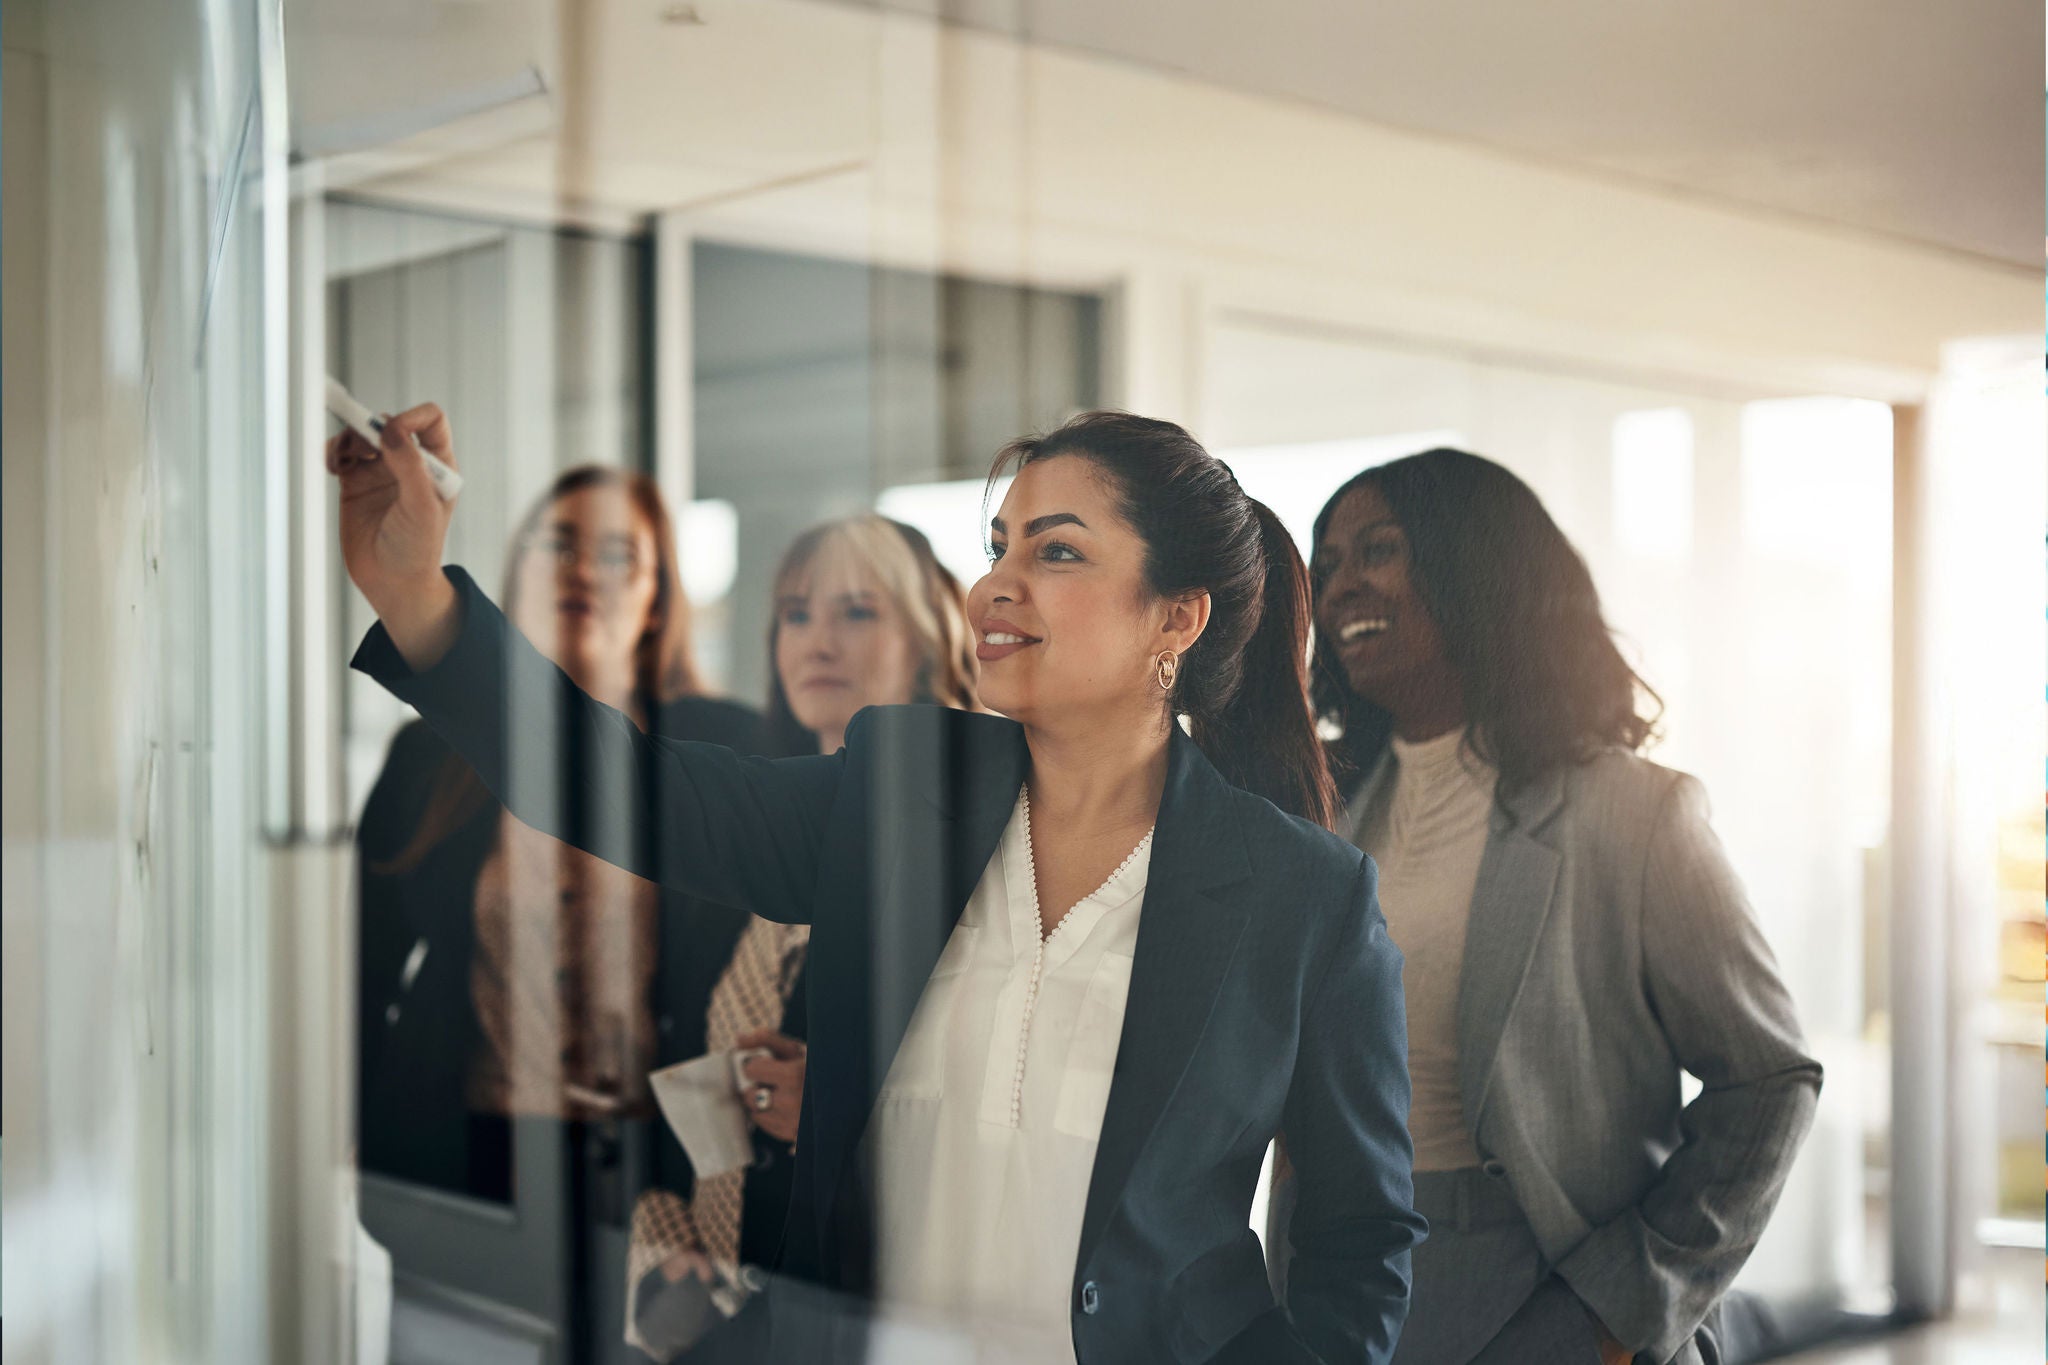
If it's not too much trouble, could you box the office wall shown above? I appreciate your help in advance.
[1,0,284,1360]
[349,0,2037,404]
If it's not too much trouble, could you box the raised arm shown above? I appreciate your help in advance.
[1553,773,1823,1364]
[351,567,839,920]
[1279,857,1426,1364]
[332,404,839,922]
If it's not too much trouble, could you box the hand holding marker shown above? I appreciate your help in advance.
[326,377,465,501]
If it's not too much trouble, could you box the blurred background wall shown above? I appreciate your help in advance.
[3,1,2040,1362]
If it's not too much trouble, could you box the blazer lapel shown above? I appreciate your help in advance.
[1075,726,1253,1272]
[940,717,1030,914]
[808,707,1027,1277]
[1455,768,1566,1131]
[859,713,1028,1103]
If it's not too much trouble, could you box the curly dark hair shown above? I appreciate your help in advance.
[1311,448,1661,805]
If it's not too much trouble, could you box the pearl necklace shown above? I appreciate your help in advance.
[1006,784,1156,1127]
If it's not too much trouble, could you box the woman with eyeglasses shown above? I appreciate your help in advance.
[354,464,765,1244]
[333,406,1421,1365]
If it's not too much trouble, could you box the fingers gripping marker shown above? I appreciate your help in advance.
[325,376,464,501]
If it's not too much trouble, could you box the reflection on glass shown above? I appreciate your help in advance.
[356,468,770,1364]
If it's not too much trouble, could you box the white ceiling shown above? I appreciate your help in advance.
[297,0,2039,267]
[858,0,2042,268]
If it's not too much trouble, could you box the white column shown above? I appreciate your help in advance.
[1888,401,1952,1319]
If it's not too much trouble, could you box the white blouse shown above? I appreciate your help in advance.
[868,786,1154,1361]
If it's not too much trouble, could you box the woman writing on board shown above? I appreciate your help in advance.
[330,405,1422,1364]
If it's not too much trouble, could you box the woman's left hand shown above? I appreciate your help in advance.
[735,1028,806,1144]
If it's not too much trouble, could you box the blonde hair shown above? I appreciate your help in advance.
[765,515,979,753]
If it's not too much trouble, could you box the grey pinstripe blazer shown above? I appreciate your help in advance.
[1282,748,1821,1365]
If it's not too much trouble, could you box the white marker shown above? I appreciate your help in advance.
[325,376,464,501]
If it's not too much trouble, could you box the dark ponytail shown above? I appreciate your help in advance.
[1198,499,1338,827]
[989,412,1340,829]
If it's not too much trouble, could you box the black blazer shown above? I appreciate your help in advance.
[354,566,1422,1365]
[355,690,807,1265]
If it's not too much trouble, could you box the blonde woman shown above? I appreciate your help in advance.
[625,513,978,1360]
[765,514,980,755]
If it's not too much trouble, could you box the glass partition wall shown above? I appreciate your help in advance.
[322,202,1104,1363]
[318,223,1923,1363]
[15,2,2018,1362]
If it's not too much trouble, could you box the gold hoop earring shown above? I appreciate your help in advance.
[1155,651,1179,692]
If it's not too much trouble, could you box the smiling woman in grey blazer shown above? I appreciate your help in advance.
[1275,449,1822,1365]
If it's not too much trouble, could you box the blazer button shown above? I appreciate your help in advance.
[1481,1158,1507,1178]
[1079,1281,1101,1315]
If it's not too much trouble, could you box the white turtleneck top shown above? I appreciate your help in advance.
[1352,727,1497,1172]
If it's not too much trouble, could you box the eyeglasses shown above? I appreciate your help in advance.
[527,534,644,581]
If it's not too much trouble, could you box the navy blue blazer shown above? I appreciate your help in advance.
[353,566,1422,1364]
